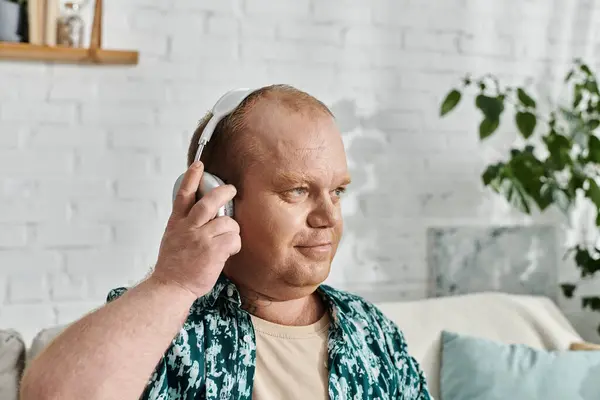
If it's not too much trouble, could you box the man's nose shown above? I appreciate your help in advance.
[307,195,340,228]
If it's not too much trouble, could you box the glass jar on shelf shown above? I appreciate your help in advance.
[56,1,85,47]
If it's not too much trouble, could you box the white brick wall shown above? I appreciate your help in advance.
[2,0,600,344]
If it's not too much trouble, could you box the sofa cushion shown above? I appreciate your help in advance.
[375,292,582,399]
[27,326,65,365]
[0,329,25,400]
[440,330,600,400]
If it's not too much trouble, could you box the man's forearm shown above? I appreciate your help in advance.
[20,276,197,400]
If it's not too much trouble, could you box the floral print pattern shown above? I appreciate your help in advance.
[107,275,432,399]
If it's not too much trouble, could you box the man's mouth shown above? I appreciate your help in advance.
[296,242,332,249]
[295,243,333,257]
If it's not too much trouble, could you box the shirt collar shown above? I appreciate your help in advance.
[201,274,348,331]
[202,273,242,308]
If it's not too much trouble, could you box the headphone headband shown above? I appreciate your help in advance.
[193,88,255,163]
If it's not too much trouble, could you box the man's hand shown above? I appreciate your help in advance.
[151,161,241,298]
[19,163,236,399]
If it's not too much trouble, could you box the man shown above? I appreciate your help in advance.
[20,84,432,399]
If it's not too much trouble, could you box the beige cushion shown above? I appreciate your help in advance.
[27,326,65,365]
[375,292,582,400]
[0,329,25,400]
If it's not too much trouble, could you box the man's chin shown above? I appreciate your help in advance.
[287,261,331,289]
[225,255,333,299]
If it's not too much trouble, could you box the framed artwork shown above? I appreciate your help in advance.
[427,225,559,301]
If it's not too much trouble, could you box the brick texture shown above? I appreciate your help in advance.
[1,0,599,344]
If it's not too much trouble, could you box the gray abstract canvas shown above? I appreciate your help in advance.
[428,226,558,301]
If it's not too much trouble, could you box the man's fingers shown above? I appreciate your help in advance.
[172,161,204,218]
[213,231,242,256]
[188,184,237,227]
[203,216,240,237]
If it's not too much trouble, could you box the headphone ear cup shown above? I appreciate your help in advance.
[172,173,185,205]
[201,173,234,218]
[171,172,234,218]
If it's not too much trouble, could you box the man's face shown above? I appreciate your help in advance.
[225,103,350,300]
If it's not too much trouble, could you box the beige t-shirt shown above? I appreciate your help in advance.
[250,313,330,399]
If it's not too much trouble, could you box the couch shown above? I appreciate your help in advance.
[0,291,584,399]
[376,291,583,398]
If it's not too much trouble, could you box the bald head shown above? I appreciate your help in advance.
[187,85,334,195]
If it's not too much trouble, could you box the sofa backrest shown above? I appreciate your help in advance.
[0,329,24,400]
[374,292,583,399]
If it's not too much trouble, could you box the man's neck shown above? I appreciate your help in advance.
[236,285,326,326]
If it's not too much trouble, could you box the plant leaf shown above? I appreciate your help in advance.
[560,283,577,298]
[588,135,600,163]
[508,149,547,211]
[543,131,572,170]
[567,169,586,198]
[587,258,600,276]
[500,175,531,214]
[440,89,461,116]
[475,94,504,121]
[582,296,600,311]
[479,117,499,140]
[507,181,531,214]
[573,247,600,278]
[586,80,599,95]
[515,112,536,139]
[517,88,536,108]
[575,247,592,273]
[574,83,584,108]
[482,164,503,185]
[586,179,600,209]
[565,69,575,82]
[537,181,560,212]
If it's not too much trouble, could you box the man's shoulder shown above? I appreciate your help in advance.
[106,286,214,319]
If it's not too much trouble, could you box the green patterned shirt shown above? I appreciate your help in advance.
[107,274,432,399]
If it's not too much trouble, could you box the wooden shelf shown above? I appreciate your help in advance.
[0,0,138,66]
[0,42,139,65]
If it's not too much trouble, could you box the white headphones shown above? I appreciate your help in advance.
[172,88,256,217]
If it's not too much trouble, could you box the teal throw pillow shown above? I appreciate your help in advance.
[440,330,600,400]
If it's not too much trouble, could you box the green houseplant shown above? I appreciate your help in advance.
[440,59,600,335]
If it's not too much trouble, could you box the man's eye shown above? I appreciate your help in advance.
[289,187,308,196]
[333,187,347,197]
